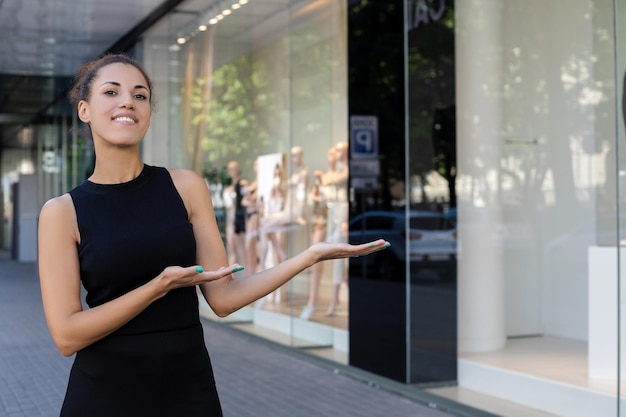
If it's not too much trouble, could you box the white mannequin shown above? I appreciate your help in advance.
[258,162,287,304]
[287,146,309,225]
[300,147,336,320]
[261,146,309,231]
[324,141,349,316]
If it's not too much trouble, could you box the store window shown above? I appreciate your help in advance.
[140,0,626,415]
[423,0,625,416]
[140,0,351,362]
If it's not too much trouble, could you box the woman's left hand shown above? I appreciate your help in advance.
[309,239,390,263]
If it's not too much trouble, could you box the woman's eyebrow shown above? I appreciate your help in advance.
[100,81,148,90]
[100,81,121,87]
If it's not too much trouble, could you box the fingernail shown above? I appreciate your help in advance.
[369,244,375,248]
[232,267,245,273]
[195,266,204,273]
[380,243,391,250]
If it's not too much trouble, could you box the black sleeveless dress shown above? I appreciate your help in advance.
[61,164,223,417]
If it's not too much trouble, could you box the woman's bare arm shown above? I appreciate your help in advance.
[173,169,388,317]
[38,194,237,356]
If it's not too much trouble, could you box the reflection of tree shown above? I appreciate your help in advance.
[192,55,276,169]
[496,2,609,227]
[407,2,456,209]
[348,1,455,210]
[290,33,336,109]
[432,105,456,208]
[348,1,406,210]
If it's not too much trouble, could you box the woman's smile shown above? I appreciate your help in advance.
[112,114,138,124]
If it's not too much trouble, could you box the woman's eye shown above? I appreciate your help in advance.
[104,90,117,96]
[135,94,148,100]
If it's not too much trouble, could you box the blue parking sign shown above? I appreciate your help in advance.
[350,116,378,159]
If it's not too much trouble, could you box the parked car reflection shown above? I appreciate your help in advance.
[349,210,457,281]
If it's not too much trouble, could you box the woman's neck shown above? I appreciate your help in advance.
[89,156,144,184]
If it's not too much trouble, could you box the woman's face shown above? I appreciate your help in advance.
[77,63,152,148]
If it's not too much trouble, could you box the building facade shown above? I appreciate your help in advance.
[3,0,626,416]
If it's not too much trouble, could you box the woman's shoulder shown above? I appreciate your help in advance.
[166,167,201,179]
[39,193,75,225]
[167,167,205,187]
[41,193,73,211]
[167,168,209,200]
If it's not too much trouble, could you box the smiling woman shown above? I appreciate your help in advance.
[37,53,388,417]
[65,54,155,149]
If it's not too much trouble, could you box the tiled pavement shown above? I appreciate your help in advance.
[0,254,483,417]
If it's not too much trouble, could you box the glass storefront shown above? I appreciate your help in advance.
[142,1,626,415]
[423,0,625,416]
[4,0,616,415]
[140,0,353,362]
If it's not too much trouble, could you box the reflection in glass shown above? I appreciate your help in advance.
[141,0,351,360]
[426,0,623,415]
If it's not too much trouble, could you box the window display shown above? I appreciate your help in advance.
[301,142,349,320]
[140,0,351,363]
[257,153,288,304]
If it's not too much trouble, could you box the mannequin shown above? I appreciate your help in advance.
[261,146,309,230]
[287,146,309,225]
[223,160,247,266]
[324,141,349,316]
[300,147,336,320]
[265,163,287,265]
[257,162,287,304]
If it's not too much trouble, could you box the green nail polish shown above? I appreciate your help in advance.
[369,244,375,248]
[195,266,204,273]
[380,243,391,250]
[232,267,245,273]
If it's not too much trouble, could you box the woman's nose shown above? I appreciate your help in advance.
[119,93,135,109]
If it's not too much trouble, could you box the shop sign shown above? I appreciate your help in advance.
[350,115,378,160]
[408,0,446,30]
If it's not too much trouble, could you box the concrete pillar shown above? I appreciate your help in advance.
[455,0,506,353]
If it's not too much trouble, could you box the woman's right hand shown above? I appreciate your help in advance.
[308,239,390,263]
[155,264,243,294]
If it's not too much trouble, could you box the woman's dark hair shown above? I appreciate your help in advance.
[68,53,154,109]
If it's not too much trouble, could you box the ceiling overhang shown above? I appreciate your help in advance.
[0,0,188,148]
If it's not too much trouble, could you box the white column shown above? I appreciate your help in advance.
[456,0,506,352]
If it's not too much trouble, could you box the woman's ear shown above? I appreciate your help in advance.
[77,100,90,123]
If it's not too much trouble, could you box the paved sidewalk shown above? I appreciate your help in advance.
[0,255,477,417]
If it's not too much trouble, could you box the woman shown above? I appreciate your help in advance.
[37,53,389,417]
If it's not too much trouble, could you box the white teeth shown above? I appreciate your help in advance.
[114,117,135,123]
